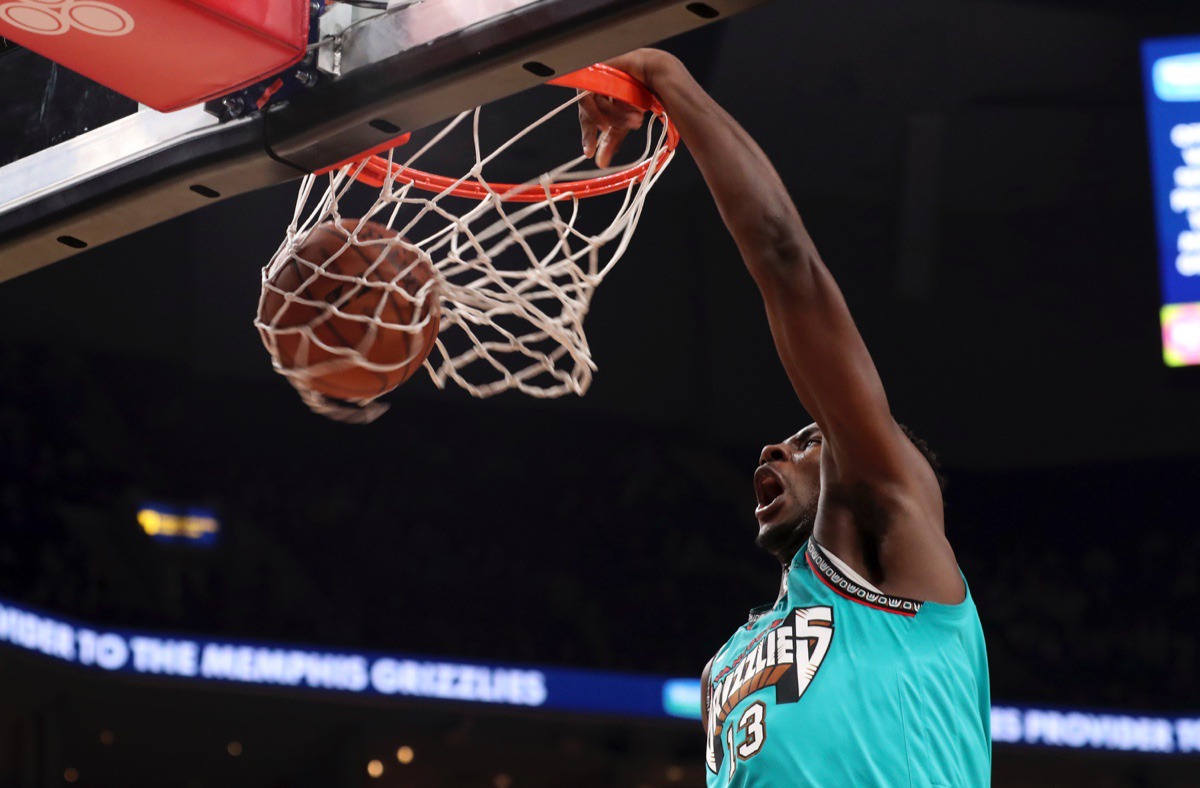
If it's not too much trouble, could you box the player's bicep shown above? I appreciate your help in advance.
[700,657,713,734]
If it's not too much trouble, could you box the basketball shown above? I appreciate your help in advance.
[257,218,440,403]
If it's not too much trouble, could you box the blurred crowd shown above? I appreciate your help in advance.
[2,342,1198,713]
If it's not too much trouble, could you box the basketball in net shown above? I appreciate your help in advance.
[261,64,678,422]
[256,218,440,421]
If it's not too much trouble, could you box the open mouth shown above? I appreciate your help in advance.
[753,465,785,517]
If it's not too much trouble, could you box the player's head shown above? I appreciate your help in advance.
[753,423,823,561]
[753,422,945,563]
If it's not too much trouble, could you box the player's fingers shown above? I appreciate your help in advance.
[596,127,630,169]
[591,95,644,132]
[579,92,644,164]
[578,96,601,158]
[599,95,645,131]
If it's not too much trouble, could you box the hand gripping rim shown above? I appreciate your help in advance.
[344,63,679,201]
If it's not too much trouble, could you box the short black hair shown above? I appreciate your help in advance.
[898,423,947,493]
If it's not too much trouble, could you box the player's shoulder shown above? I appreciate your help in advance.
[813,511,963,605]
[824,426,951,542]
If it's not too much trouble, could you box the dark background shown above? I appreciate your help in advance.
[3,0,1200,785]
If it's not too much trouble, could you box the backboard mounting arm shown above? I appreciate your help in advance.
[0,0,774,283]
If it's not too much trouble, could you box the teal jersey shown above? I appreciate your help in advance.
[704,540,991,787]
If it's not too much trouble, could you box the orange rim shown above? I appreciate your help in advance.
[346,64,679,201]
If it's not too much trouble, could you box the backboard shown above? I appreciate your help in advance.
[0,0,774,283]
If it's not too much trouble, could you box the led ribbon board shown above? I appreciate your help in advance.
[1143,36,1200,367]
[0,596,673,718]
[992,705,1200,756]
[2,595,1200,753]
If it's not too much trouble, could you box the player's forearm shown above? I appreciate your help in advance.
[642,53,899,459]
[644,53,817,288]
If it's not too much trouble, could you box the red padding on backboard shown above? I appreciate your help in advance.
[0,0,309,112]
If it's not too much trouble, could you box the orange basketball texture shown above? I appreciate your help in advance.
[258,219,440,402]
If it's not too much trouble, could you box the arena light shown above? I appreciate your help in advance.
[136,503,219,546]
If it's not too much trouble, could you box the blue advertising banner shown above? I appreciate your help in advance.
[992,705,1200,755]
[1142,36,1200,366]
[0,596,670,716]
[3,596,1200,753]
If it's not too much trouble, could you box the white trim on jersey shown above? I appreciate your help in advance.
[812,540,884,595]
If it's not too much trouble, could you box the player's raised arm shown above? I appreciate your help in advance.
[584,51,964,602]
[583,51,922,500]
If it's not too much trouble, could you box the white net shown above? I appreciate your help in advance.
[258,75,675,422]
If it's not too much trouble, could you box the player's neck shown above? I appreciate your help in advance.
[767,522,812,569]
[775,568,788,602]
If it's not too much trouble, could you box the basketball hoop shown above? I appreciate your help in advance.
[351,64,679,200]
[260,63,677,421]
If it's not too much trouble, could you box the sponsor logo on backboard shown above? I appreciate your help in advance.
[0,0,134,37]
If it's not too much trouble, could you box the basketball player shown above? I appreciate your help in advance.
[580,50,991,785]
